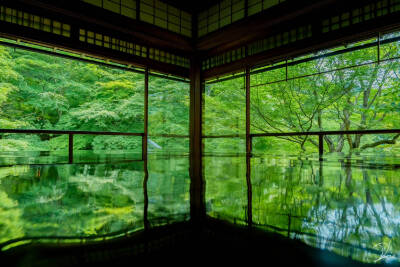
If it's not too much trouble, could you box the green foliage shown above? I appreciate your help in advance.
[149,76,189,136]
[205,38,400,155]
[0,139,30,152]
[205,155,400,263]
[91,136,141,150]
[0,45,188,153]
[0,191,24,244]
[0,157,190,245]
[204,76,245,136]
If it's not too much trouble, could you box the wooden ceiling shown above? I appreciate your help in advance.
[160,0,219,13]
[1,0,400,79]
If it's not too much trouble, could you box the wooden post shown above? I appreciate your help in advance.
[68,134,73,164]
[189,56,205,224]
[141,135,145,161]
[143,68,149,231]
[245,67,252,227]
[318,134,324,160]
[143,67,149,161]
[246,67,251,155]
[143,157,149,231]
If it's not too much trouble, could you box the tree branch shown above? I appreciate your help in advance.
[360,134,400,151]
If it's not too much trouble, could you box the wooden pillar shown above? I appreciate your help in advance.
[143,67,149,161]
[68,134,73,164]
[189,56,205,224]
[143,67,149,231]
[143,157,149,231]
[318,134,323,161]
[246,67,251,155]
[245,67,252,227]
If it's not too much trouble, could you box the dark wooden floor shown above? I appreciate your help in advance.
[1,218,398,267]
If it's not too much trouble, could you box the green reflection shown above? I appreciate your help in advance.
[147,156,190,226]
[206,154,400,264]
[205,156,247,224]
[0,155,190,249]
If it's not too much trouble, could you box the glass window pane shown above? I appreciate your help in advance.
[148,76,189,154]
[0,44,144,163]
[204,75,246,136]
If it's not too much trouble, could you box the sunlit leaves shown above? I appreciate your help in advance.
[0,191,24,243]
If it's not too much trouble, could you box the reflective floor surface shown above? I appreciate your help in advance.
[0,152,399,265]
[205,153,400,264]
[0,153,190,251]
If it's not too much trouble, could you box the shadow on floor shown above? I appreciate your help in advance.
[1,218,398,267]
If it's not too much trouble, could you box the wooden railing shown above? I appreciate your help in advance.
[249,129,400,159]
[0,129,145,163]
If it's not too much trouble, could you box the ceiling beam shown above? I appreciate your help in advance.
[0,21,190,78]
[1,0,400,80]
[203,11,400,79]
[10,0,194,55]
[160,0,217,13]
[196,0,369,55]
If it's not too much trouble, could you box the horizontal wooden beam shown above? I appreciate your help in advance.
[250,129,400,138]
[0,20,190,78]
[0,128,144,136]
[8,0,194,55]
[2,0,400,80]
[196,0,341,53]
[161,0,216,13]
[203,11,400,79]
